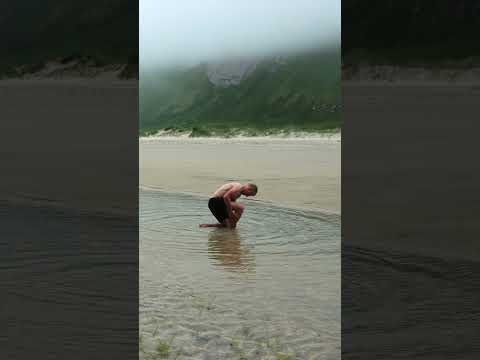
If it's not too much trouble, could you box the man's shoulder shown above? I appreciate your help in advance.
[222,182,241,189]
[216,182,242,194]
[231,182,243,191]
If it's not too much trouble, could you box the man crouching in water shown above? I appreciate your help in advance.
[199,182,258,228]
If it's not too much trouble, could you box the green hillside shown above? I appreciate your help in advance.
[140,50,341,136]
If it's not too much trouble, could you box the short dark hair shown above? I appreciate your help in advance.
[247,183,258,195]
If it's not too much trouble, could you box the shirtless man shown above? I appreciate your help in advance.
[199,182,258,228]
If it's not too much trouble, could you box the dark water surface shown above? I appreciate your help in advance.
[343,244,480,358]
[0,200,138,359]
[140,190,340,359]
[342,84,480,358]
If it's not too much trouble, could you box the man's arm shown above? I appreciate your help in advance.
[223,191,235,219]
[222,185,241,219]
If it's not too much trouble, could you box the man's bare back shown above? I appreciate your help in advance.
[199,182,258,229]
[213,182,242,199]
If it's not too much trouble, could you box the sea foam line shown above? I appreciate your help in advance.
[140,130,341,143]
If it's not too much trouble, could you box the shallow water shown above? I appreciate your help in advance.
[140,190,340,359]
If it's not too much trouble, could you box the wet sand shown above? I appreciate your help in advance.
[0,79,138,215]
[140,137,341,213]
[342,82,480,258]
[342,83,480,358]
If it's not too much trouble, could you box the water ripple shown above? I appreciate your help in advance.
[140,189,340,359]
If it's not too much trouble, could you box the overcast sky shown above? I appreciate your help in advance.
[140,0,340,68]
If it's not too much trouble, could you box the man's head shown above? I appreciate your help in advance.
[242,183,258,197]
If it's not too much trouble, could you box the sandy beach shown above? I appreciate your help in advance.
[342,82,480,258]
[0,79,138,215]
[140,137,341,213]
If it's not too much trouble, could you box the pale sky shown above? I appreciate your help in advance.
[140,0,340,68]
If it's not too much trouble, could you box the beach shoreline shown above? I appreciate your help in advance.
[140,130,341,142]
[140,137,341,213]
[140,186,341,218]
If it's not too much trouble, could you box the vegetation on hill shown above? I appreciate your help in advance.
[140,50,341,135]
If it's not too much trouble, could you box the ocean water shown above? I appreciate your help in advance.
[140,190,341,359]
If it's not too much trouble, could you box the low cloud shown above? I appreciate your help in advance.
[140,0,340,68]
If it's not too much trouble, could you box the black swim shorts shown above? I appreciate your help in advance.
[208,197,228,223]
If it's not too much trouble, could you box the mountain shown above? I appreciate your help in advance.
[140,50,341,136]
[343,0,480,66]
[0,0,137,77]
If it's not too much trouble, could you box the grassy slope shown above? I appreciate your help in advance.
[140,50,341,135]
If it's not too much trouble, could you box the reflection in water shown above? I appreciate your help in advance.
[140,190,340,359]
[207,228,255,273]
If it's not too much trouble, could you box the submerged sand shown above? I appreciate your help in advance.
[139,137,341,359]
[140,189,340,360]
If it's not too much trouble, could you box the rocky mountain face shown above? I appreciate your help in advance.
[206,60,258,87]
[206,56,288,87]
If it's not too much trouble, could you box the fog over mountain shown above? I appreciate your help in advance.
[140,0,340,69]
